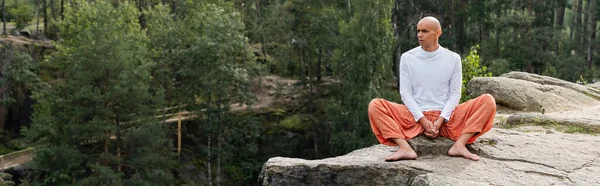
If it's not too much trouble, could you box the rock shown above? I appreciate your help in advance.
[469,128,600,186]
[0,36,55,60]
[407,135,454,156]
[500,71,600,100]
[467,76,599,113]
[589,82,600,90]
[504,105,600,133]
[18,30,31,38]
[259,129,600,185]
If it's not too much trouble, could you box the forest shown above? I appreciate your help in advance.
[0,0,598,185]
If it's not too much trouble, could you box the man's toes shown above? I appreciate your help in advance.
[469,154,480,161]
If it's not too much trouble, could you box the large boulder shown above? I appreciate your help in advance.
[589,82,600,90]
[503,105,600,133]
[259,128,600,186]
[467,74,599,113]
[500,71,600,99]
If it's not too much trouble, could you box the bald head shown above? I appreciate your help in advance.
[418,16,441,32]
[416,16,442,51]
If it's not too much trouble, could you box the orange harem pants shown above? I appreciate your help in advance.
[368,94,496,146]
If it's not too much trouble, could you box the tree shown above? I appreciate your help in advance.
[2,0,6,36]
[327,0,396,156]
[587,0,597,69]
[43,0,47,37]
[36,0,40,36]
[0,44,44,133]
[146,1,256,185]
[6,0,34,30]
[24,1,174,185]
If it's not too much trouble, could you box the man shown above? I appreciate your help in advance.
[368,16,496,161]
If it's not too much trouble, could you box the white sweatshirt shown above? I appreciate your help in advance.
[399,45,462,122]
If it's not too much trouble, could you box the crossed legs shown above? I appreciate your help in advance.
[369,94,496,161]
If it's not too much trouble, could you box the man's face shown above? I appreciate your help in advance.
[416,21,441,48]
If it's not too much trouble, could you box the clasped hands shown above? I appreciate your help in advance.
[419,116,445,138]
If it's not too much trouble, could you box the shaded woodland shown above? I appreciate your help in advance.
[0,0,598,185]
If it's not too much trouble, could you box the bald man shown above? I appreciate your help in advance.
[368,16,496,161]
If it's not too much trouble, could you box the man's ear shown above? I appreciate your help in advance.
[437,30,442,37]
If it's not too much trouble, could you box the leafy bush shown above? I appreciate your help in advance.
[2,0,34,30]
[9,3,33,29]
[462,45,492,102]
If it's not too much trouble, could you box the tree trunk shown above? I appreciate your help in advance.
[216,133,221,186]
[571,0,579,40]
[138,0,146,29]
[256,0,267,65]
[171,0,176,14]
[587,0,597,69]
[572,0,582,43]
[450,0,456,50]
[556,0,566,26]
[116,118,121,172]
[527,0,532,15]
[526,0,534,73]
[456,0,466,54]
[556,0,566,54]
[392,0,400,89]
[36,0,40,36]
[103,70,111,166]
[60,0,64,20]
[51,0,59,39]
[207,136,212,186]
[495,5,501,57]
[478,1,483,44]
[2,0,6,36]
[579,0,590,46]
[44,0,48,37]
[317,48,322,81]
[177,112,181,154]
[0,80,9,129]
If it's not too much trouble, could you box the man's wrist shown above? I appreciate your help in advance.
[437,116,446,122]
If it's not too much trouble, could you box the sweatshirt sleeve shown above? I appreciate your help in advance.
[399,55,424,122]
[440,54,462,121]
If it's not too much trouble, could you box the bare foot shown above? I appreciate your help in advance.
[448,143,480,161]
[385,148,417,161]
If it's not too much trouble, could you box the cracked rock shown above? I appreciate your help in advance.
[259,128,600,186]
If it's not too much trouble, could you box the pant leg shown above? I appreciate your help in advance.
[368,98,424,146]
[440,94,496,144]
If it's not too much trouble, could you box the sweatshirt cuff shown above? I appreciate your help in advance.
[440,113,451,122]
[413,113,424,122]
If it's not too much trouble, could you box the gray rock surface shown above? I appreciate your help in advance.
[259,129,600,186]
[589,82,600,90]
[500,71,600,99]
[260,72,600,186]
[467,77,599,113]
[503,105,600,133]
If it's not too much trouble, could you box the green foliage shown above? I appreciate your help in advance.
[327,0,395,156]
[146,1,257,185]
[0,172,15,186]
[462,45,492,102]
[6,0,34,30]
[24,0,174,185]
[259,0,341,78]
[577,75,589,85]
[0,129,28,155]
[0,0,34,29]
[15,0,600,185]
[146,1,255,109]
[0,44,45,106]
[279,114,307,131]
[486,59,510,76]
